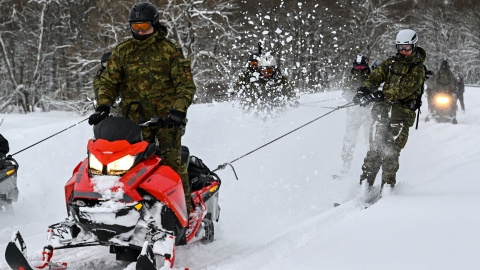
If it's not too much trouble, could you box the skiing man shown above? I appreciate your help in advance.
[455,74,465,112]
[339,54,373,175]
[235,52,297,117]
[232,51,261,105]
[88,2,197,219]
[352,29,426,192]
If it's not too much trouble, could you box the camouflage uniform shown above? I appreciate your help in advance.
[341,66,373,172]
[234,72,296,116]
[359,47,426,187]
[97,27,196,212]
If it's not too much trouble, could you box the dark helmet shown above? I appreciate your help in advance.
[441,59,449,68]
[129,2,160,40]
[129,2,159,23]
[353,55,369,66]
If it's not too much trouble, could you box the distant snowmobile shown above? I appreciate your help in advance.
[5,117,221,270]
[425,91,458,124]
[0,156,19,215]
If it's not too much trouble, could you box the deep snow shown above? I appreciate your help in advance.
[0,87,479,270]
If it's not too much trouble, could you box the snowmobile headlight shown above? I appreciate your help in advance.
[89,154,104,175]
[89,154,136,175]
[106,155,136,175]
[435,95,450,105]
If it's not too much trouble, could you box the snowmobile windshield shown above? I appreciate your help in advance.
[94,117,143,144]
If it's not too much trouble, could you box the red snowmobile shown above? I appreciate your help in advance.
[5,117,221,270]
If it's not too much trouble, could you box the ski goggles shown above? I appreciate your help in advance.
[130,21,152,33]
[396,44,413,52]
[248,60,258,69]
[353,64,368,71]
[260,66,275,76]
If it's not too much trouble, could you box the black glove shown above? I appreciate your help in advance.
[352,87,370,105]
[88,105,110,125]
[358,91,384,107]
[168,109,186,124]
[371,91,385,102]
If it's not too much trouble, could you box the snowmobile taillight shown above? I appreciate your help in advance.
[89,153,136,175]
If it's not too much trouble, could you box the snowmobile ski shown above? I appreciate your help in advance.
[136,254,158,270]
[5,241,34,270]
[5,231,67,270]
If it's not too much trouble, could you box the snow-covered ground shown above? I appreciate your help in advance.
[0,88,479,270]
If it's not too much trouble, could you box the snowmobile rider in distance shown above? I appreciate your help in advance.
[88,2,197,214]
[427,59,456,113]
[0,134,9,168]
[352,29,426,191]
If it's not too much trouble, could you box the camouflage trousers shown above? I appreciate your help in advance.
[142,126,192,213]
[359,119,412,187]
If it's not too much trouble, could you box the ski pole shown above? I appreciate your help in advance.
[10,117,89,157]
[212,102,353,174]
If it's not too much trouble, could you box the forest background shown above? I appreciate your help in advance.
[0,0,478,113]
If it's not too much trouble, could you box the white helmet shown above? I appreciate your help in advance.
[396,29,418,47]
[258,54,277,67]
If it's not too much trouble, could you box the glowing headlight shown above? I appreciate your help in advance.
[89,154,104,174]
[89,154,136,175]
[435,96,450,105]
[107,155,136,175]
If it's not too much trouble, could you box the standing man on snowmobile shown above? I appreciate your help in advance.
[339,54,373,175]
[88,2,197,215]
[352,29,426,191]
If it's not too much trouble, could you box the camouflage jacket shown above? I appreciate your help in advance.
[97,28,196,121]
[232,69,260,96]
[343,67,371,100]
[363,47,426,125]
[432,67,456,93]
[236,74,296,102]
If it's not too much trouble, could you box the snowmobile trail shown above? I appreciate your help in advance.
[200,194,380,269]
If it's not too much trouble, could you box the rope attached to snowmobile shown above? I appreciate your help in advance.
[10,117,89,157]
[212,102,354,176]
